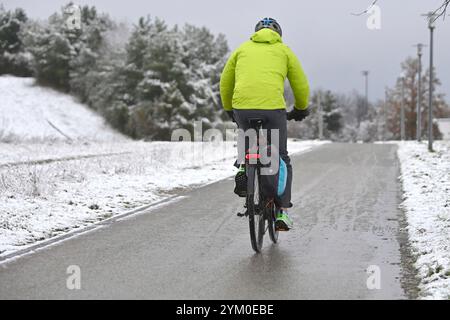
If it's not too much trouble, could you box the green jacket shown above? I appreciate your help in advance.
[220,28,309,111]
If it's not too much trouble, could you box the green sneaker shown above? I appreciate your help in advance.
[275,210,294,231]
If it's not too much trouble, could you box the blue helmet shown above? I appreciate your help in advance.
[255,17,282,37]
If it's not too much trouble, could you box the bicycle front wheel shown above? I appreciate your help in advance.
[247,166,265,253]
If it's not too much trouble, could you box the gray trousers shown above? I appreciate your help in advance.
[233,109,293,208]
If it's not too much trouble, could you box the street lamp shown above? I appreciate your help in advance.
[384,87,388,141]
[400,72,406,141]
[318,91,323,140]
[361,70,369,128]
[422,12,436,151]
[413,43,426,142]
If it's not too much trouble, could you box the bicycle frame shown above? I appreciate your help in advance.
[245,122,263,201]
[243,121,279,252]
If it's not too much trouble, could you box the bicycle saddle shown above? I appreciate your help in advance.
[247,117,265,127]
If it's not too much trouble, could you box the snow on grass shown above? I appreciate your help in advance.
[0,140,327,256]
[0,141,138,166]
[397,141,450,299]
[0,76,126,143]
[0,75,329,256]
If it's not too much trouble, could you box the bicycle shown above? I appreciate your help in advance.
[237,118,279,253]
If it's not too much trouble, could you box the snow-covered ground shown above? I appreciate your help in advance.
[0,139,327,256]
[0,76,126,143]
[0,141,140,166]
[397,141,450,299]
[0,75,328,256]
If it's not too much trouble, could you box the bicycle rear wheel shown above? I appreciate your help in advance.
[267,202,279,244]
[247,166,265,253]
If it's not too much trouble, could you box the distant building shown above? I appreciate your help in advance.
[436,118,450,140]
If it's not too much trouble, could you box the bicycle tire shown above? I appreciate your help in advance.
[267,201,279,244]
[247,166,265,253]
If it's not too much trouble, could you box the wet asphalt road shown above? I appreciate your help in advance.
[0,143,416,299]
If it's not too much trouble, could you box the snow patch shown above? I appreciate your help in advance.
[397,141,450,299]
[0,140,328,256]
[0,76,126,142]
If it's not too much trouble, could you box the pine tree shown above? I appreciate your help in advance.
[18,7,229,140]
[21,4,115,93]
[0,5,32,76]
[321,90,343,136]
[69,6,115,102]
[291,90,343,140]
[120,17,229,140]
[180,24,228,127]
[21,12,73,90]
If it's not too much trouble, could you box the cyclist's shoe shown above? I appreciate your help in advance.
[275,210,294,231]
[234,165,247,197]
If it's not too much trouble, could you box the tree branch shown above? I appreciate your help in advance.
[431,0,450,21]
[351,0,379,16]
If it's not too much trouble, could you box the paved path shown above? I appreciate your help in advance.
[0,144,416,299]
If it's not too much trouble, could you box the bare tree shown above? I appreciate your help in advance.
[386,57,449,140]
[351,0,378,16]
[431,0,450,20]
[353,1,449,20]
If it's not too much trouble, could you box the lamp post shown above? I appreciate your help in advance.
[384,88,388,141]
[400,73,406,141]
[361,71,369,128]
[422,12,436,151]
[413,43,426,141]
[318,91,323,140]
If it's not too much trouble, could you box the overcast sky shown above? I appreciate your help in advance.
[2,0,450,101]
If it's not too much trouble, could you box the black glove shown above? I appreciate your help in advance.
[226,111,236,123]
[287,108,310,121]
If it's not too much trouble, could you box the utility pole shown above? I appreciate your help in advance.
[400,74,406,141]
[384,88,388,141]
[413,43,426,142]
[422,12,437,151]
[361,71,369,128]
[318,91,323,140]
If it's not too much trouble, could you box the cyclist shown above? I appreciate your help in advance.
[220,18,310,231]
